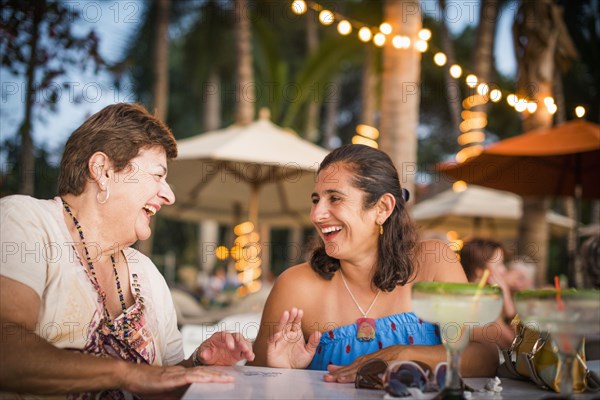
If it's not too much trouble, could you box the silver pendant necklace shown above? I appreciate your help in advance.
[339,269,381,342]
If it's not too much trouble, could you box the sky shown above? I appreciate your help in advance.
[0,0,518,164]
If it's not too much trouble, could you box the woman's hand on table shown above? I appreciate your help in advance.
[324,345,409,383]
[196,331,255,366]
[123,362,234,398]
[266,307,322,369]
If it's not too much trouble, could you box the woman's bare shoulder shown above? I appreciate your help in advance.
[262,262,329,319]
[275,262,324,290]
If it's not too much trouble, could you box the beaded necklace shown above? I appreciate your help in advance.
[62,199,129,341]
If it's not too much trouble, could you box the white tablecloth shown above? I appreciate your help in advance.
[183,360,600,399]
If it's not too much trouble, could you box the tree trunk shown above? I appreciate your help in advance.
[139,0,170,257]
[152,0,170,121]
[458,0,498,157]
[360,45,377,127]
[379,0,421,198]
[203,71,221,131]
[19,0,44,196]
[470,0,498,117]
[198,71,222,273]
[304,8,320,142]
[234,0,255,125]
[473,0,499,87]
[554,70,581,287]
[514,0,557,285]
[322,76,341,149]
[438,0,461,136]
[518,197,550,286]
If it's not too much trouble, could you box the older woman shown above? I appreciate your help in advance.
[0,103,254,398]
[250,144,499,382]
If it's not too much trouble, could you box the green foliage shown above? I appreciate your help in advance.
[560,0,599,123]
[0,0,105,112]
[0,136,59,198]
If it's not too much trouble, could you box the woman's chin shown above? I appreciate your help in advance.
[135,226,152,243]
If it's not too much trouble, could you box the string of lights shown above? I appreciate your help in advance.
[290,0,588,162]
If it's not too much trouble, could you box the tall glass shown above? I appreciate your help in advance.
[515,289,600,398]
[412,282,503,400]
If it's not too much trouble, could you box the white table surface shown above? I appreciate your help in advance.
[183,360,600,400]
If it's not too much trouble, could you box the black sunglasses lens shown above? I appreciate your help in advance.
[392,364,428,389]
[436,363,447,390]
[386,378,411,397]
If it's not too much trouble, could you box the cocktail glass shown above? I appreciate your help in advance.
[515,289,600,398]
[412,282,503,400]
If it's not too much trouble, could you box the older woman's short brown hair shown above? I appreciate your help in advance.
[58,103,177,196]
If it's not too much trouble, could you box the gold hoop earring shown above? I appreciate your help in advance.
[379,223,383,236]
[97,186,110,204]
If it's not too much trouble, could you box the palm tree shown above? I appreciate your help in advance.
[379,0,422,197]
[139,0,171,257]
[360,45,378,127]
[234,0,255,125]
[438,0,461,136]
[304,8,320,142]
[152,0,170,120]
[18,0,44,196]
[513,0,577,285]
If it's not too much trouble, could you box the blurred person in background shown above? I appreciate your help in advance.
[0,103,254,399]
[505,256,536,292]
[581,234,600,359]
[581,234,600,289]
[459,238,515,349]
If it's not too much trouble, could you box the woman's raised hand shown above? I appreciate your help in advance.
[196,331,255,366]
[265,307,321,369]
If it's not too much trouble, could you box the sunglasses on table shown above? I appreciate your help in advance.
[355,358,448,397]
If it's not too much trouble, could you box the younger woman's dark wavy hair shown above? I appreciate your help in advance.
[309,144,418,291]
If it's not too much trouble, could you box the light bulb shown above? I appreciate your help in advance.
[544,97,555,107]
[418,28,432,41]
[465,74,478,88]
[291,0,307,15]
[319,10,334,25]
[373,33,386,47]
[515,99,527,112]
[489,89,502,102]
[477,83,489,96]
[415,40,428,52]
[392,35,410,49]
[449,64,462,78]
[337,20,352,35]
[379,22,392,35]
[434,52,447,66]
[358,27,372,42]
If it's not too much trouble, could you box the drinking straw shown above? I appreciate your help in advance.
[554,276,570,353]
[477,269,491,289]
[473,269,491,301]
[554,275,565,311]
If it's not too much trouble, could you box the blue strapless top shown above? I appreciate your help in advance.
[308,312,441,371]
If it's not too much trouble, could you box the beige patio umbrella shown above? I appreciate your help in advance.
[163,110,329,227]
[410,185,574,239]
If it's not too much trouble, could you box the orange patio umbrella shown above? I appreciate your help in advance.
[438,120,600,199]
